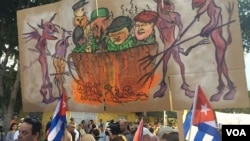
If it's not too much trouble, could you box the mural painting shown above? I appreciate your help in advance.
[17,0,249,112]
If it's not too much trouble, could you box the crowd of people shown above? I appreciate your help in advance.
[4,116,179,141]
[45,118,178,141]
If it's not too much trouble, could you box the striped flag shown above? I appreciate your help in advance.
[183,106,193,138]
[47,87,67,141]
[133,118,144,141]
[183,85,221,141]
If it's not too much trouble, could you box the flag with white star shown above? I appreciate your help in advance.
[184,85,221,141]
[47,86,68,141]
[193,85,216,125]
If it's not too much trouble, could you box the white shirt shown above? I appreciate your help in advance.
[13,130,19,140]
[74,129,79,141]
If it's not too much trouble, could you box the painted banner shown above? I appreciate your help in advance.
[17,0,249,112]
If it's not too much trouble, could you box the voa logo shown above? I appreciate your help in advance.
[226,129,246,136]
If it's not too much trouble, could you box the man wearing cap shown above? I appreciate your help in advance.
[72,0,89,50]
[106,16,134,52]
[133,10,158,47]
[72,0,89,29]
[73,7,109,53]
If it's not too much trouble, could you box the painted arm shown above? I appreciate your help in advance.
[193,0,212,20]
[175,12,183,40]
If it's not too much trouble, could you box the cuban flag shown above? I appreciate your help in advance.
[47,87,67,141]
[183,85,221,141]
[133,118,144,141]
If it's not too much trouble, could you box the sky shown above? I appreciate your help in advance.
[244,53,250,90]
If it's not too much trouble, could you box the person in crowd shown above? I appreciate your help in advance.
[87,120,95,133]
[129,123,137,139]
[81,120,88,133]
[81,134,96,141]
[13,121,23,140]
[61,129,73,141]
[159,132,179,141]
[88,123,97,134]
[44,116,52,141]
[98,119,103,127]
[9,115,18,127]
[45,116,52,133]
[78,123,86,137]
[142,127,152,141]
[119,119,132,141]
[92,128,100,141]
[98,123,109,141]
[6,123,18,141]
[111,134,127,141]
[149,127,154,135]
[143,127,159,141]
[16,117,42,141]
[67,121,80,141]
[70,117,75,122]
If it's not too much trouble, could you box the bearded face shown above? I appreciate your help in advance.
[90,17,108,44]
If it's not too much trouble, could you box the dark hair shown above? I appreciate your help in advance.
[9,123,18,131]
[161,132,179,141]
[23,118,42,136]
[106,121,120,136]
[92,128,100,137]
[149,127,154,133]
[93,128,101,140]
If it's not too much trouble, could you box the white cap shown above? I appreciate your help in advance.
[143,127,153,136]
[156,126,177,137]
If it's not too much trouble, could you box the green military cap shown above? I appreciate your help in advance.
[90,7,109,23]
[107,16,133,34]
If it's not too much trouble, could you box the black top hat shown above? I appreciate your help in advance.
[72,0,89,11]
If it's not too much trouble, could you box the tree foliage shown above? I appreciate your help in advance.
[238,0,250,53]
[0,0,60,131]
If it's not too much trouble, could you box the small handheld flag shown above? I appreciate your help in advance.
[184,85,221,141]
[133,118,144,141]
[47,87,67,141]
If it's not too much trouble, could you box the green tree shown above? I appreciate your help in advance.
[238,0,250,53]
[0,0,60,132]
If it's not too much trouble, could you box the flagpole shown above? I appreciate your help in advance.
[177,111,185,141]
[168,76,173,111]
[95,0,99,16]
[188,84,199,141]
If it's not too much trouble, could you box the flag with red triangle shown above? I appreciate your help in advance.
[47,86,67,141]
[133,118,144,141]
[184,85,221,141]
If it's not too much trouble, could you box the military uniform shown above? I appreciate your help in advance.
[73,7,109,53]
[106,16,134,51]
